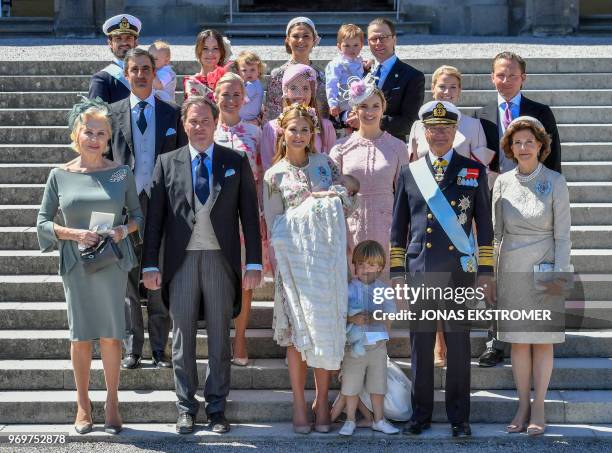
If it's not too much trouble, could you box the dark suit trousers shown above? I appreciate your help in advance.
[169,250,236,417]
[408,272,472,425]
[124,191,170,355]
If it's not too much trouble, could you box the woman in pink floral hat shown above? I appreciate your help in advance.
[261,63,335,171]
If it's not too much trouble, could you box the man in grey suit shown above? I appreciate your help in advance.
[142,96,262,434]
[107,48,187,370]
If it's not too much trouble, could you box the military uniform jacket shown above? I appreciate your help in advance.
[88,62,131,104]
[390,151,494,276]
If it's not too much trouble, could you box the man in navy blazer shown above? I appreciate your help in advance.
[365,17,425,141]
[88,14,141,103]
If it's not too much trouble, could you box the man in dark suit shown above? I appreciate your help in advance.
[477,51,561,175]
[476,51,561,367]
[363,17,424,141]
[88,14,140,103]
[107,48,187,370]
[390,101,495,437]
[142,96,262,434]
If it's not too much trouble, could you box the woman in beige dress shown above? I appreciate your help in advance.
[493,116,571,436]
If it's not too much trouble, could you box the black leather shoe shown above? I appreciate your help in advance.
[121,354,141,369]
[208,412,230,433]
[406,420,430,435]
[451,422,472,437]
[478,347,504,367]
[152,350,172,368]
[176,413,194,434]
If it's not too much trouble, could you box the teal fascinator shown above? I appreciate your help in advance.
[67,96,110,130]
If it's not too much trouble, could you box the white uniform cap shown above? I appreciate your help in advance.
[418,100,461,125]
[103,14,141,37]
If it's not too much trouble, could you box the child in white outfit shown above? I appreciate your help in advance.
[339,240,399,436]
[149,40,177,103]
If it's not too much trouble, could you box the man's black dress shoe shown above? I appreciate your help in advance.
[406,420,430,435]
[121,354,141,369]
[478,347,504,367]
[152,350,172,368]
[451,422,472,437]
[208,412,230,433]
[176,413,194,434]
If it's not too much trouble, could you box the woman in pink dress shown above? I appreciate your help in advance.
[214,73,271,366]
[329,76,409,270]
[184,29,233,101]
[261,64,335,171]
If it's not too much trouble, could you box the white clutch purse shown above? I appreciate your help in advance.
[533,262,574,290]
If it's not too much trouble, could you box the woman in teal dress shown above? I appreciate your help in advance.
[36,98,143,435]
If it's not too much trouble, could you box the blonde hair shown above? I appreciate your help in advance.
[69,108,111,154]
[352,240,386,269]
[337,23,364,44]
[234,51,266,81]
[214,72,245,99]
[431,65,462,91]
[148,40,171,59]
[273,105,317,164]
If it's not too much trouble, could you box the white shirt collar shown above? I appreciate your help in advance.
[428,148,454,164]
[129,92,156,109]
[498,91,522,108]
[189,142,214,161]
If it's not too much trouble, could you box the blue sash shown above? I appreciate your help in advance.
[102,62,130,91]
[409,157,477,272]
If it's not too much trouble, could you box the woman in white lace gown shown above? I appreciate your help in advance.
[493,116,571,436]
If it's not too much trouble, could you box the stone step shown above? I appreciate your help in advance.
[0,357,609,391]
[1,248,610,275]
[3,181,610,205]
[3,89,612,109]
[3,59,612,76]
[4,73,612,93]
[0,388,610,424]
[0,329,609,360]
[0,145,74,164]
[558,124,612,142]
[1,299,608,330]
[561,162,612,182]
[0,142,607,166]
[567,182,612,203]
[2,161,610,185]
[3,224,611,251]
[563,143,612,162]
[218,23,431,38]
[1,202,608,229]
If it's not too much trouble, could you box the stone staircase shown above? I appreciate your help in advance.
[0,57,611,426]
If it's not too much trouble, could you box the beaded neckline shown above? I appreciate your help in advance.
[515,163,542,183]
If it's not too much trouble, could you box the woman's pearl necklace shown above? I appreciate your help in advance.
[515,162,543,183]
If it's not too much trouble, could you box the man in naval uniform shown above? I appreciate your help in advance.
[390,101,495,437]
[88,14,141,103]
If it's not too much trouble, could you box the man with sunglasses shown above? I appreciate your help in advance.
[359,17,424,142]
[88,14,141,103]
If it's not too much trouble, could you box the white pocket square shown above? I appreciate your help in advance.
[165,128,176,136]
[224,168,236,177]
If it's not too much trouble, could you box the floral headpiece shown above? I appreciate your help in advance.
[281,63,317,95]
[277,102,320,133]
[340,73,379,106]
[67,96,109,130]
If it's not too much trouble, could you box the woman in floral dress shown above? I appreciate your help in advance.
[264,104,348,434]
[264,16,328,122]
[184,29,233,100]
[214,73,271,366]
